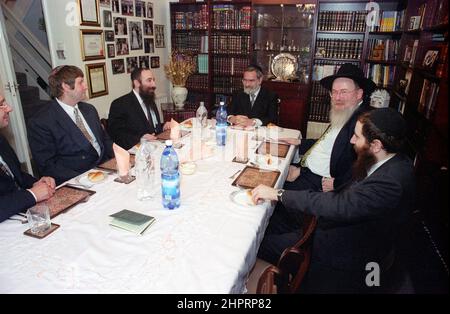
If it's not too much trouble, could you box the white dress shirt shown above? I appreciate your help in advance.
[56,98,101,156]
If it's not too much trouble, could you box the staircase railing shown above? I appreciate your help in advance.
[1,1,51,95]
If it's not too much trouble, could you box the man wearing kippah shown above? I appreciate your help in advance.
[252,108,415,293]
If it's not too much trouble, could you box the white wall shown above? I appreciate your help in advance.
[42,0,172,118]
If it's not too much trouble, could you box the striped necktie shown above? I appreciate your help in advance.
[74,108,93,143]
[250,93,256,107]
[300,125,332,167]
[0,159,13,178]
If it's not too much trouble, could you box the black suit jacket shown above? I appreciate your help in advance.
[282,154,415,292]
[108,91,163,150]
[0,135,37,222]
[27,100,113,185]
[299,103,372,188]
[228,87,279,126]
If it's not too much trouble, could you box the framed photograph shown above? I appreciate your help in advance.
[143,20,153,36]
[85,62,108,98]
[422,50,439,69]
[129,21,143,50]
[103,10,112,27]
[139,55,149,69]
[107,43,115,58]
[112,0,120,13]
[105,30,114,42]
[78,0,100,27]
[144,38,154,53]
[99,0,111,7]
[114,17,127,35]
[111,59,125,74]
[121,0,134,16]
[126,56,138,73]
[154,24,165,48]
[150,56,160,68]
[147,2,153,18]
[135,0,145,17]
[80,29,105,61]
[116,38,129,55]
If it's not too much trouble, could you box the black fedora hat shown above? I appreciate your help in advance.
[320,63,377,94]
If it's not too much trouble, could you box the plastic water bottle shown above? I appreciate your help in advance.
[135,138,156,201]
[196,101,208,128]
[160,140,180,209]
[216,101,227,146]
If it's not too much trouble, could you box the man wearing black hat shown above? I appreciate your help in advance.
[283,63,376,192]
[252,108,415,293]
[227,65,279,127]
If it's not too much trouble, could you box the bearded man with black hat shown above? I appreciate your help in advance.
[252,108,415,293]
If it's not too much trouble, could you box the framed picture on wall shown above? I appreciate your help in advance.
[422,50,439,70]
[80,29,105,61]
[126,56,138,73]
[139,56,150,69]
[85,63,108,98]
[103,10,112,27]
[99,0,111,7]
[143,20,153,36]
[154,24,165,48]
[111,59,125,74]
[147,2,153,18]
[107,44,115,58]
[105,30,114,42]
[78,0,100,27]
[144,38,154,53]
[150,56,160,68]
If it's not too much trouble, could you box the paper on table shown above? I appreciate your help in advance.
[113,143,130,176]
[170,118,181,141]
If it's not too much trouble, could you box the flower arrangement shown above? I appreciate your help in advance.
[164,50,196,86]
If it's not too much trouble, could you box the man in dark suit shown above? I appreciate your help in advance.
[282,63,376,192]
[108,68,170,150]
[227,65,279,127]
[27,65,113,186]
[252,108,415,293]
[0,93,55,223]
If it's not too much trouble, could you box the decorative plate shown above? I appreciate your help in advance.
[271,53,297,81]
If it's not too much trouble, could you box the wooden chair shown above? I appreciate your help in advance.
[256,265,288,294]
[276,214,317,293]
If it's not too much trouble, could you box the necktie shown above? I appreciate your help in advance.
[144,102,156,131]
[74,108,93,143]
[250,93,256,107]
[300,125,332,167]
[0,160,13,178]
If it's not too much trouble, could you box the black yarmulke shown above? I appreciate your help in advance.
[369,108,406,139]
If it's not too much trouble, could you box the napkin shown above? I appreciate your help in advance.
[235,132,248,162]
[113,143,130,176]
[170,118,181,141]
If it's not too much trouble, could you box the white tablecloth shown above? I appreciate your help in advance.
[0,126,300,293]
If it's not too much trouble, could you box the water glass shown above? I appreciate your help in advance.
[26,204,51,234]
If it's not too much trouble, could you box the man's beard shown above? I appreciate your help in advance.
[329,104,357,129]
[352,143,376,181]
[139,85,155,104]
[244,86,258,95]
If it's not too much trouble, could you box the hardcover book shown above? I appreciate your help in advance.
[109,209,155,235]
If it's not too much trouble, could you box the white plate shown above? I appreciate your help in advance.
[76,171,108,187]
[229,189,256,207]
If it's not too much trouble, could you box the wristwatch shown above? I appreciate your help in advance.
[277,189,285,202]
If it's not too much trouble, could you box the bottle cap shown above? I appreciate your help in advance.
[220,101,224,106]
[165,140,173,146]
[200,101,204,106]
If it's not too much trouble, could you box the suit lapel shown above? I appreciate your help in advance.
[79,103,103,154]
[0,136,22,184]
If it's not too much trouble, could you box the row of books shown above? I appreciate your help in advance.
[367,38,400,61]
[186,74,208,91]
[364,64,396,88]
[172,5,209,30]
[317,11,367,32]
[309,81,331,122]
[418,79,439,120]
[212,77,242,94]
[315,38,363,60]
[172,33,208,53]
[197,54,209,74]
[210,34,250,54]
[212,56,248,76]
[212,5,251,30]
[367,10,405,32]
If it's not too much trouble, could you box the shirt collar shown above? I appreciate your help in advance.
[367,153,396,177]
[133,89,144,105]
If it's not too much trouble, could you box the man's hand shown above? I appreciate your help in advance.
[163,121,171,131]
[234,115,251,126]
[321,177,335,192]
[142,133,158,141]
[35,176,56,190]
[251,184,278,203]
[30,181,55,202]
[279,138,301,146]
[286,165,301,182]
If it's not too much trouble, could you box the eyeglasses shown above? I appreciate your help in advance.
[242,78,257,83]
[329,89,357,98]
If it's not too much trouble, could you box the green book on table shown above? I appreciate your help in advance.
[109,209,155,235]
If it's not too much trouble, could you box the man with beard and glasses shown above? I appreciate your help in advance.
[1,92,55,222]
[28,65,113,185]
[227,65,279,127]
[108,68,171,150]
[252,108,415,293]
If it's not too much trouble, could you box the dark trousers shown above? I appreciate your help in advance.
[257,167,322,264]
